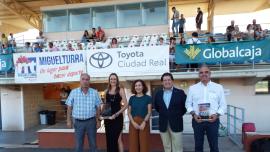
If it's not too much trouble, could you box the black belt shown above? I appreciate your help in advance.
[75,117,95,121]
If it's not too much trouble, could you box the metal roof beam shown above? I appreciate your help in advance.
[0,0,41,30]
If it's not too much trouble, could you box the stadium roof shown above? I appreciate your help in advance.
[0,0,269,33]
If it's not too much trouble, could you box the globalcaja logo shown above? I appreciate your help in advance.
[184,45,201,60]
[15,56,37,78]
[89,52,113,68]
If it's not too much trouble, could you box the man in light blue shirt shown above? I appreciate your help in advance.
[186,64,227,152]
[66,73,101,152]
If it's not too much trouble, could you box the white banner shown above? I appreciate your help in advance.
[13,51,86,83]
[86,46,169,77]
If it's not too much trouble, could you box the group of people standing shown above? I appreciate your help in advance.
[65,64,227,152]
[171,7,203,37]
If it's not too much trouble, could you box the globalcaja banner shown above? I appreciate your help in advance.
[86,46,169,77]
[0,54,13,72]
[175,39,270,64]
[13,51,86,83]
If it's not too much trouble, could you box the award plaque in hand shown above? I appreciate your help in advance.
[101,102,112,119]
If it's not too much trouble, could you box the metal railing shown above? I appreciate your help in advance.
[227,104,245,147]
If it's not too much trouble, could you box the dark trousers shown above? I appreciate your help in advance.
[74,118,97,152]
[192,119,220,152]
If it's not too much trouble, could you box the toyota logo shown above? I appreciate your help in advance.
[89,52,113,68]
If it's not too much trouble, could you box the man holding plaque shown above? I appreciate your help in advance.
[186,64,227,152]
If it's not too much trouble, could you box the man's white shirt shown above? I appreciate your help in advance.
[186,81,227,116]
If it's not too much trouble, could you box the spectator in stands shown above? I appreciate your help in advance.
[186,64,227,152]
[179,14,186,38]
[169,37,176,70]
[8,33,15,46]
[233,25,242,41]
[33,43,42,52]
[2,43,12,54]
[77,42,83,50]
[36,31,47,48]
[187,32,201,71]
[179,37,186,45]
[48,42,59,52]
[110,38,118,48]
[226,20,235,41]
[8,33,16,52]
[207,36,215,43]
[196,7,203,33]
[81,30,90,43]
[159,37,165,45]
[171,7,180,37]
[187,32,201,44]
[128,79,152,152]
[89,28,97,40]
[67,43,75,51]
[96,26,105,42]
[251,19,262,32]
[1,33,8,46]
[244,24,255,40]
[24,42,33,52]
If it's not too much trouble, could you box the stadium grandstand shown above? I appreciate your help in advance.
[0,0,270,151]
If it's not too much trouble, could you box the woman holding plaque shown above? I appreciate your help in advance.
[128,79,152,152]
[102,73,128,152]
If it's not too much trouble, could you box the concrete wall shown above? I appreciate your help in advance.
[221,78,270,132]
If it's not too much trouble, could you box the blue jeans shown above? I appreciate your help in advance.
[74,118,97,152]
[192,119,220,152]
[172,20,180,36]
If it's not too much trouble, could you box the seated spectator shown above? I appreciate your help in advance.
[110,38,118,48]
[36,31,47,48]
[187,32,201,44]
[179,14,186,38]
[169,37,176,70]
[179,37,186,45]
[233,25,243,41]
[24,42,33,52]
[1,33,8,46]
[67,43,75,51]
[96,26,105,42]
[33,43,42,52]
[169,37,176,54]
[158,37,165,45]
[76,43,83,50]
[48,42,59,52]
[207,36,215,43]
[81,30,90,43]
[89,28,97,40]
[226,20,235,41]
[2,43,12,54]
[244,24,255,40]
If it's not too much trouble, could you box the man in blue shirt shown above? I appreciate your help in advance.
[66,73,101,152]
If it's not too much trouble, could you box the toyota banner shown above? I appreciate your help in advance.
[86,46,169,77]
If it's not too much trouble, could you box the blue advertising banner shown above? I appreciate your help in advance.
[0,54,13,72]
[175,39,270,64]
